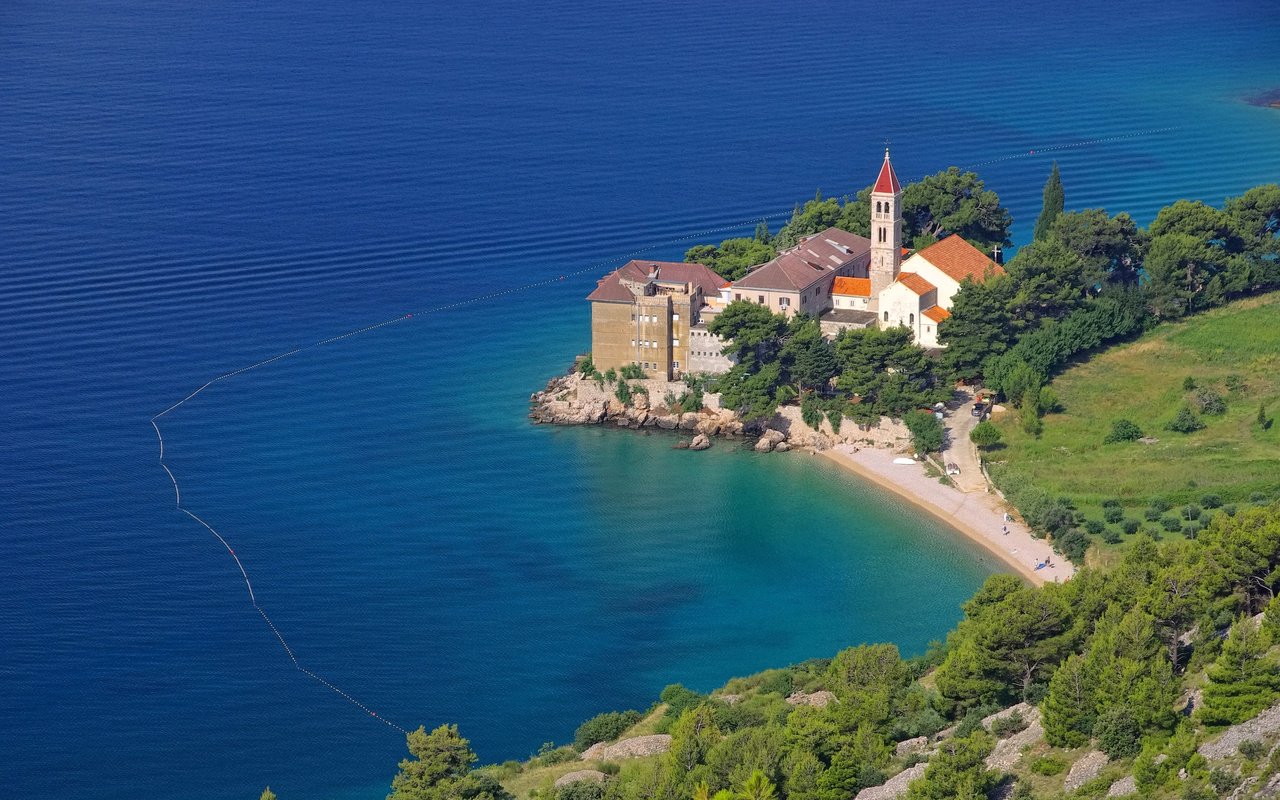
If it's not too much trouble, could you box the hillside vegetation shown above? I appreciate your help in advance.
[988,292,1280,559]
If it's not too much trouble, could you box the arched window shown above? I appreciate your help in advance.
[909,313,915,325]
[875,201,882,213]
[883,310,888,322]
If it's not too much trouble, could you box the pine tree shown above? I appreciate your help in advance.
[260,789,278,800]
[1199,617,1280,726]
[1033,162,1065,241]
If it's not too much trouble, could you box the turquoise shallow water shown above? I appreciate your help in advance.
[1,1,1278,798]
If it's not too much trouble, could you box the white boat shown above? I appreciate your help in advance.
[892,457,916,465]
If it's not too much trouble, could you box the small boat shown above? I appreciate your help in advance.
[892,457,916,465]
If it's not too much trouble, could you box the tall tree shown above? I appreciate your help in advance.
[1033,162,1065,242]
[1002,239,1088,331]
[1049,209,1147,288]
[388,725,507,800]
[937,275,1015,381]
[1199,617,1280,726]
[901,167,1012,251]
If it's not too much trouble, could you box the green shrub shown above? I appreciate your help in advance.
[1029,755,1067,776]
[576,354,595,375]
[1104,418,1144,443]
[990,711,1029,738]
[1183,523,1201,539]
[1209,768,1239,795]
[1122,519,1140,535]
[1085,519,1106,535]
[1225,374,1247,393]
[1200,494,1223,509]
[1144,507,1163,521]
[659,684,705,720]
[1161,516,1183,532]
[1250,492,1269,503]
[1101,498,1122,509]
[1183,376,1197,391]
[1094,706,1142,759]
[1166,404,1206,433]
[1239,739,1266,760]
[1182,504,1202,521]
[1104,506,1125,524]
[904,410,944,454]
[970,420,1003,449]
[1151,497,1171,512]
[557,780,604,800]
[574,710,643,750]
[619,364,644,380]
[1223,504,1238,517]
[1054,528,1091,564]
[1102,529,1122,544]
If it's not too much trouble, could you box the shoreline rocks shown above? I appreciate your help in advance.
[530,369,915,455]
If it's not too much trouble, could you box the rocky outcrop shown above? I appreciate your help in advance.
[853,763,927,800]
[529,367,914,452]
[1106,776,1137,797]
[689,434,711,451]
[982,702,1035,732]
[555,770,607,787]
[755,428,787,452]
[1199,701,1280,760]
[1064,750,1108,792]
[895,736,928,758]
[579,734,672,762]
[531,373,745,436]
[786,690,836,708]
[984,705,1043,771]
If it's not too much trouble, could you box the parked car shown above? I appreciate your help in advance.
[971,402,986,417]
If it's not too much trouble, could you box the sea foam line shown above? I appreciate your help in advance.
[150,125,1179,735]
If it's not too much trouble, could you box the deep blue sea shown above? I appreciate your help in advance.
[1,2,1277,798]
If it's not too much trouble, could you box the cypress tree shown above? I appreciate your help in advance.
[1033,162,1065,241]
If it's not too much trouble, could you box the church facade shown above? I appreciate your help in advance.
[826,150,1004,347]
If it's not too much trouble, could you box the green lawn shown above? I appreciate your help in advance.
[989,292,1280,562]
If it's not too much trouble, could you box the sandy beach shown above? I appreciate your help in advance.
[819,444,1074,586]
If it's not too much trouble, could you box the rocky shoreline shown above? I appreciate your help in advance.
[529,369,913,454]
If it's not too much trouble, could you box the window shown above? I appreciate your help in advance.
[883,310,889,322]
[758,295,765,305]
[673,361,679,369]
[909,313,915,325]
[779,297,789,308]
[673,313,680,321]
[876,200,882,213]
[672,338,679,347]
[735,293,741,301]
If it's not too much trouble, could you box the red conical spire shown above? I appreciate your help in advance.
[873,148,901,194]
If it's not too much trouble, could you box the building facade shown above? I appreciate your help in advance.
[587,260,727,379]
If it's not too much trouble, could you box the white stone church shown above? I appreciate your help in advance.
[828,150,1005,347]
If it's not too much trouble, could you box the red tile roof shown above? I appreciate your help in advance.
[732,252,831,292]
[912,234,1004,284]
[832,277,871,297]
[895,272,936,296]
[586,260,725,303]
[923,305,951,323]
[734,227,869,292]
[873,150,901,194]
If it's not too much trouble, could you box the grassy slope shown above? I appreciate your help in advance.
[989,292,1280,562]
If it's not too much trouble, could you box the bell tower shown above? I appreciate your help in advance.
[869,148,902,315]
